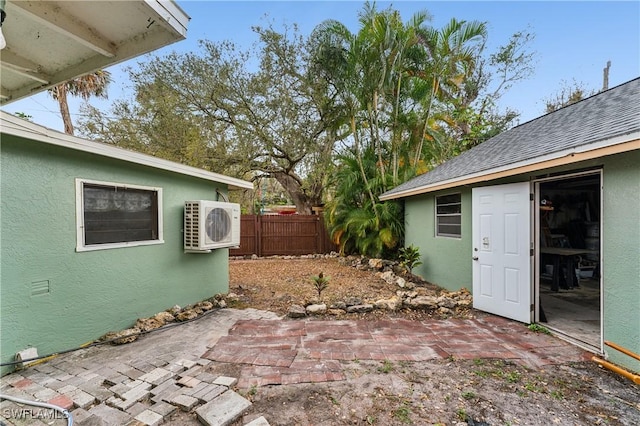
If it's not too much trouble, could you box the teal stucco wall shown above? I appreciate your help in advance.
[1,135,233,375]
[601,150,640,373]
[404,189,472,291]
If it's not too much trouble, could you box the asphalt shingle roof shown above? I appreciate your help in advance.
[382,77,640,199]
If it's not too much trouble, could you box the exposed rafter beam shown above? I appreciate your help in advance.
[11,1,117,58]
[0,50,51,84]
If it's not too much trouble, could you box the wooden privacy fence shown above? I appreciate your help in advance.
[230,214,337,257]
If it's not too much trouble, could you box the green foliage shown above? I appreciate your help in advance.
[461,391,476,400]
[14,112,32,121]
[315,3,533,257]
[377,359,395,374]
[398,245,423,273]
[311,272,330,299]
[393,403,412,424]
[527,324,551,334]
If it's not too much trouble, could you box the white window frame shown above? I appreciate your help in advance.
[435,192,462,238]
[75,178,164,252]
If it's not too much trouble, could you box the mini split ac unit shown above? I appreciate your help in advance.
[184,200,241,251]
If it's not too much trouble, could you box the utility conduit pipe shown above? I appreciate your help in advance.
[591,340,640,385]
[0,393,73,425]
[605,340,640,361]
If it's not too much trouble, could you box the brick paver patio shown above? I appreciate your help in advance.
[202,315,591,388]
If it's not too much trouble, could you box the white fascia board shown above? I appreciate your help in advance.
[0,111,253,190]
[143,0,190,38]
[380,131,640,201]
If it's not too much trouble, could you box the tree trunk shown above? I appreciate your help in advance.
[272,172,320,215]
[55,85,74,135]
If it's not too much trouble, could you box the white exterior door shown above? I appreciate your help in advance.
[472,182,532,323]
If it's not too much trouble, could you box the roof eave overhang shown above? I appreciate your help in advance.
[1,111,253,190]
[380,132,640,201]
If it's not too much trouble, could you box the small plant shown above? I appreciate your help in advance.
[378,359,394,373]
[311,272,330,300]
[393,403,411,424]
[398,245,423,273]
[506,371,521,383]
[528,324,551,334]
[550,390,564,400]
[461,391,476,400]
[456,408,467,421]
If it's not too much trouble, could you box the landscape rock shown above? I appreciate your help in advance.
[135,317,163,332]
[102,327,141,345]
[374,296,401,311]
[406,296,438,310]
[378,270,395,284]
[327,308,346,316]
[288,304,307,318]
[175,310,198,322]
[196,301,214,311]
[154,311,175,324]
[306,304,327,315]
[368,258,384,270]
[397,290,418,299]
[437,296,457,309]
[217,299,227,308]
[404,281,416,290]
[169,305,181,315]
[346,304,374,313]
[395,277,406,288]
[330,301,347,310]
[344,297,363,307]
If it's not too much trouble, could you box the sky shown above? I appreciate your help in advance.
[3,1,639,132]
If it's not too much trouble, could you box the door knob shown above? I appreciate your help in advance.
[472,256,479,261]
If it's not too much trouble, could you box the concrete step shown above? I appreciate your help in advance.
[195,390,251,426]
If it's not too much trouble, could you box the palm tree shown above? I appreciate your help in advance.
[48,70,112,135]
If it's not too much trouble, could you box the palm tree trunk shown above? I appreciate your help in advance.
[55,84,74,135]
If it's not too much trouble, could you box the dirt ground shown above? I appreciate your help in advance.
[207,257,640,426]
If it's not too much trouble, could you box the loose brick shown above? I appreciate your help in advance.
[106,395,138,411]
[33,388,59,401]
[139,368,172,385]
[169,394,198,411]
[88,403,134,424]
[109,383,132,399]
[183,381,209,396]
[121,384,151,402]
[196,384,226,403]
[127,401,150,417]
[135,409,163,426]
[48,394,74,410]
[213,376,238,387]
[175,359,197,369]
[149,401,176,417]
[68,388,96,409]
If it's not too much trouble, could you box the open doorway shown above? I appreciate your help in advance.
[535,171,602,350]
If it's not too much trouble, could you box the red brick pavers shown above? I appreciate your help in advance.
[201,316,590,388]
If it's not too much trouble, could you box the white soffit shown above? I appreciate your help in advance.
[0,0,189,104]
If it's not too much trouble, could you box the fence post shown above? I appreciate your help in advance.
[256,215,262,257]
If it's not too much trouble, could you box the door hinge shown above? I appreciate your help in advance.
[530,193,534,201]
[530,304,535,312]
[530,248,534,256]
